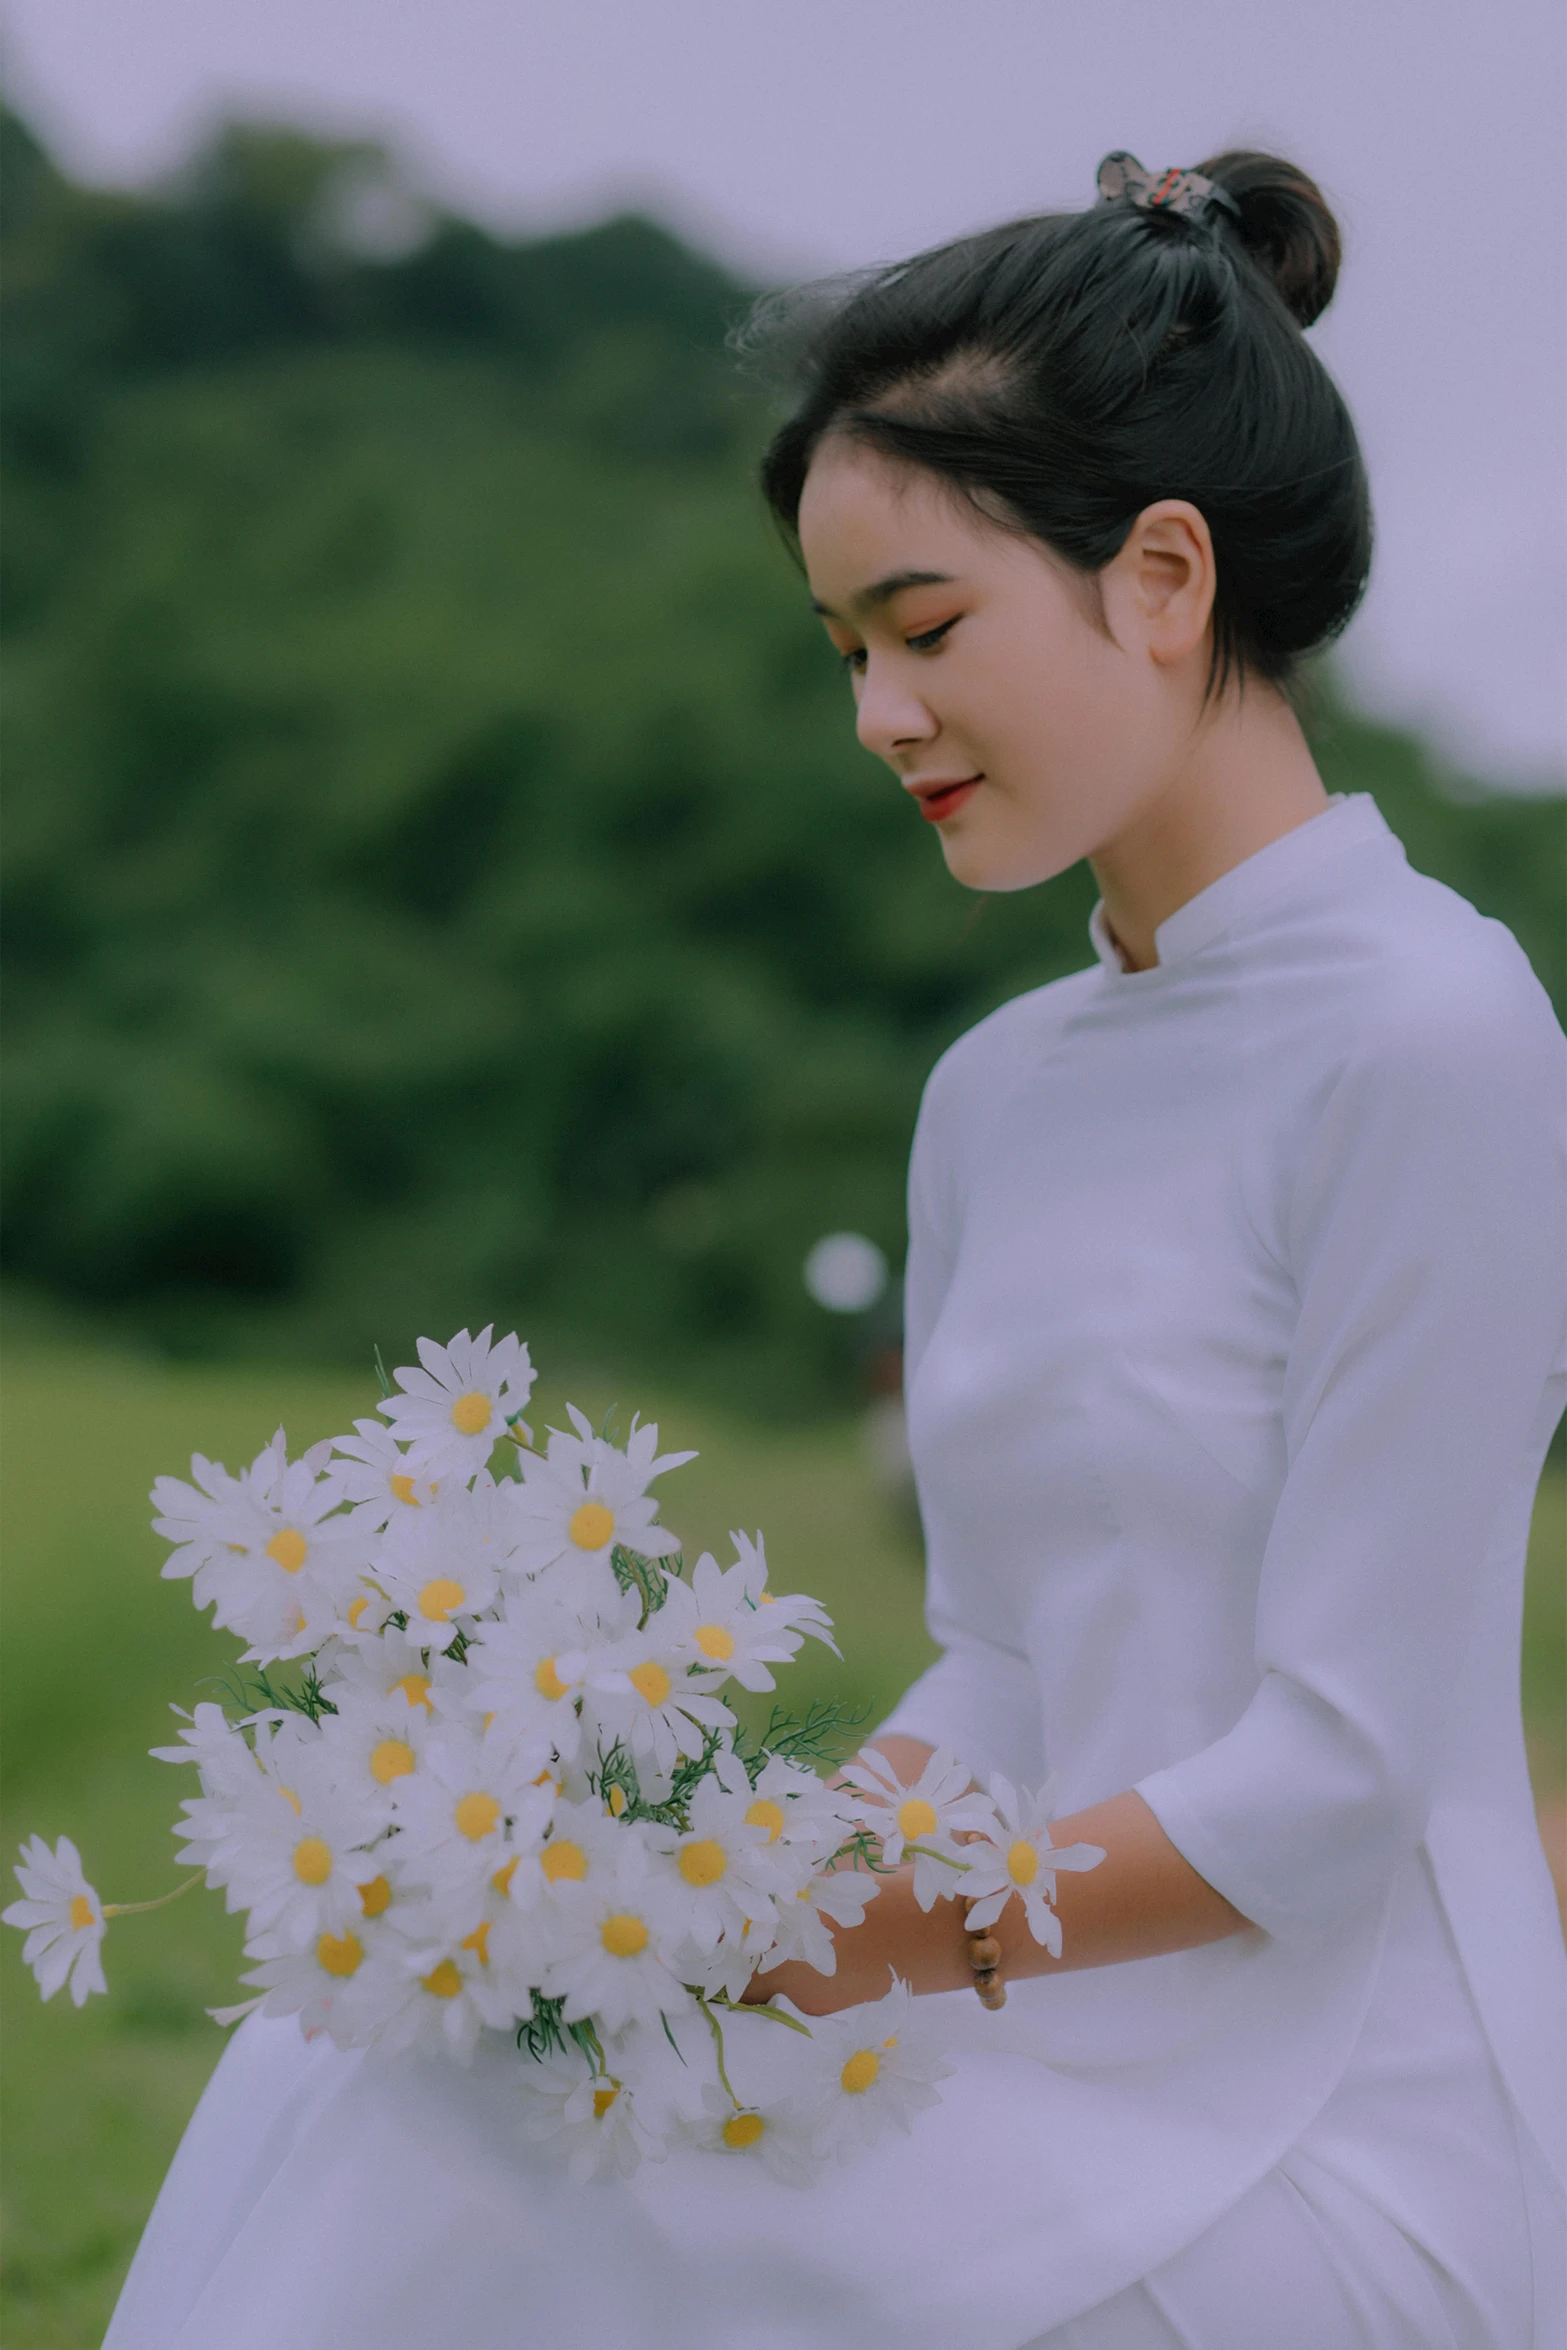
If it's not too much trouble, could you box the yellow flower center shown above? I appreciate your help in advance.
[628,1660,670,1707]
[492,1857,519,1896]
[358,1875,391,1917]
[1007,1838,1039,1887]
[722,2111,766,2149]
[568,1500,615,1550]
[592,2083,620,2119]
[541,1839,587,1883]
[370,1737,415,1785]
[745,1798,785,1843]
[606,1783,628,1816]
[679,1839,726,1888]
[840,2048,880,2095]
[694,1623,735,1661]
[534,1656,568,1701]
[317,1930,363,1977]
[389,1473,421,1506]
[450,1390,493,1436]
[897,1797,939,1841]
[393,1674,431,1711]
[600,1912,648,1958]
[421,1959,463,1999]
[69,1893,95,1930]
[346,1595,369,1628]
[266,1528,308,1574]
[292,1836,333,1884]
[461,1920,491,1965]
[454,1792,500,1841]
[418,1577,466,1623]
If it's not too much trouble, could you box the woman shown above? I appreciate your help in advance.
[106,150,1565,2349]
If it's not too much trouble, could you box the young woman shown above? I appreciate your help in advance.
[105,150,1565,2350]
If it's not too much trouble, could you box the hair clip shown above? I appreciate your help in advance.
[1095,152,1240,226]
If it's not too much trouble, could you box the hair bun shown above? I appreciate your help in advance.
[1196,149,1341,327]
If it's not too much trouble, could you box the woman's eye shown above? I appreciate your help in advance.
[833,617,955,674]
[907,618,958,653]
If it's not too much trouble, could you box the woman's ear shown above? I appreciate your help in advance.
[1104,500,1217,668]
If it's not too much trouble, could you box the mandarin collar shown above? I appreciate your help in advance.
[1087,794,1399,980]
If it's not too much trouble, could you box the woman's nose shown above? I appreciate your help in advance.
[855,662,937,763]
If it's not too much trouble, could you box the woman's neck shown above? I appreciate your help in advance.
[1087,684,1332,972]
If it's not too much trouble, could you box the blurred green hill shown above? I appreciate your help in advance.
[3,110,1563,1410]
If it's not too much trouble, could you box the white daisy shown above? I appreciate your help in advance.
[386,1894,533,2060]
[158,1437,372,1665]
[165,1707,337,1902]
[315,1631,470,1726]
[838,1744,999,1910]
[311,1675,437,1825]
[689,2082,815,2186]
[378,1327,534,1480]
[150,1451,251,1580]
[958,1775,1107,1953]
[522,2049,666,2182]
[3,1835,108,2006]
[652,1768,789,1961]
[239,1899,407,2048]
[206,1743,385,1948]
[800,1978,954,2162]
[366,1485,506,1652]
[498,1795,626,1926]
[585,1601,735,1780]
[754,1861,882,1978]
[741,1752,864,1865]
[387,1727,554,1903]
[679,1532,838,1690]
[329,1417,439,1532]
[507,1408,693,1584]
[538,1841,692,2036]
[458,1585,628,1770]
[150,1700,266,1798]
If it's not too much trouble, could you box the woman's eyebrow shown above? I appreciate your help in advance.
[809,568,957,620]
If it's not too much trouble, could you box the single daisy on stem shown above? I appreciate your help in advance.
[837,1743,1000,1909]
[958,1775,1107,1955]
[378,1327,534,1481]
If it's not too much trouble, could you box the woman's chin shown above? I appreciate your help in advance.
[939,828,1072,895]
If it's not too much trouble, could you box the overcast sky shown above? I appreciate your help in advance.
[4,0,1563,790]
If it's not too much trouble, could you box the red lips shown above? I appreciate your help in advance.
[908,777,981,823]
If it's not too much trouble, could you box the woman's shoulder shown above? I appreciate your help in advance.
[1313,857,1564,1081]
[918,965,1102,1127]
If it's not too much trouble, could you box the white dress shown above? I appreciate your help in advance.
[105,792,1567,2350]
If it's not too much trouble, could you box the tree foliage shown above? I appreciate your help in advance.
[2,111,1562,1409]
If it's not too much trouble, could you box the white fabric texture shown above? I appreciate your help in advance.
[104,792,1567,2350]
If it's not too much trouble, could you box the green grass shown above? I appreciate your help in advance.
[1,1332,1561,2347]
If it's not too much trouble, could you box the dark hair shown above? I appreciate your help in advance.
[752,150,1371,705]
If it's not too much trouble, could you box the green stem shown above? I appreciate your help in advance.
[708,1993,814,2037]
[900,1842,973,1873]
[102,1872,204,1919]
[695,1994,739,2106]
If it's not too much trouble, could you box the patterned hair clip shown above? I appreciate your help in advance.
[1095,151,1240,226]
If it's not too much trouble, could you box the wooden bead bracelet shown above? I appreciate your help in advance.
[966,1923,1006,2010]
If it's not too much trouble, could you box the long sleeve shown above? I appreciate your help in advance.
[879,1034,1046,1782]
[1136,964,1567,1937]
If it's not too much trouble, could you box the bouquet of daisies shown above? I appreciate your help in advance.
[6,1327,1102,2181]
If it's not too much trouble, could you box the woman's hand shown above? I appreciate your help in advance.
[741,1783,1254,2014]
[742,1860,971,2015]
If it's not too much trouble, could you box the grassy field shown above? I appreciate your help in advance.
[1,1331,1562,2348]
